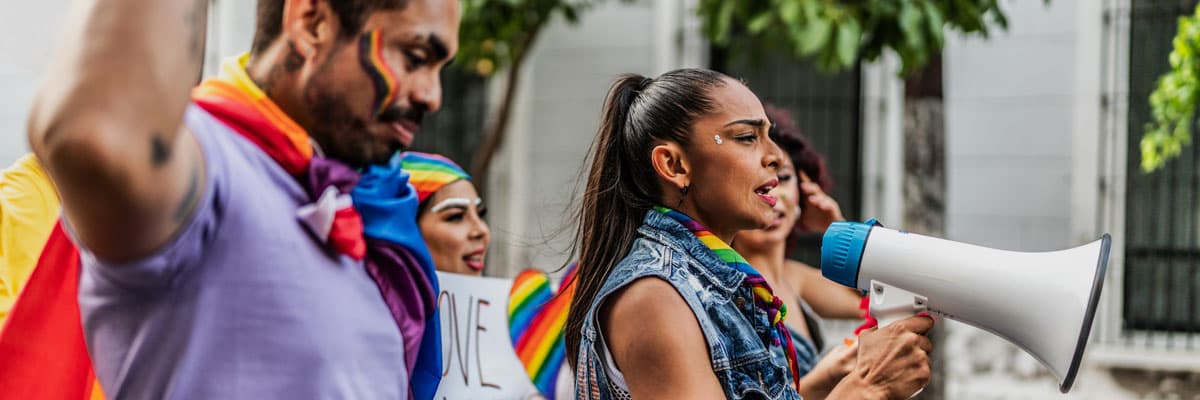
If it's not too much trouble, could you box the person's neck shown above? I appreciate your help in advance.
[244,45,312,130]
[736,240,787,283]
[673,203,739,244]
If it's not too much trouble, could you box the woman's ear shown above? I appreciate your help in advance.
[650,142,690,191]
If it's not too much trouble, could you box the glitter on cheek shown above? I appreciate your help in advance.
[358,30,399,117]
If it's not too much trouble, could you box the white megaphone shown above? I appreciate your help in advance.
[820,220,1110,393]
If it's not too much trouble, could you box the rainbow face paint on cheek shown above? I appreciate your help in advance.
[359,30,399,117]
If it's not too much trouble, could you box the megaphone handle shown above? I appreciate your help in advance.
[869,281,928,328]
[867,280,929,399]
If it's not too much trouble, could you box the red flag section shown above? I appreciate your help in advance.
[0,222,103,400]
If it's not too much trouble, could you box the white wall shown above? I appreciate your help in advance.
[205,0,257,77]
[486,0,707,278]
[942,0,1182,398]
[0,0,74,166]
[944,1,1078,253]
[0,0,249,168]
[860,54,906,228]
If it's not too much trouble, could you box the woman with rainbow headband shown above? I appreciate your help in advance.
[400,152,490,276]
[565,69,934,400]
[404,152,583,399]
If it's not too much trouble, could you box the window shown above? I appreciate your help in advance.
[1095,0,1200,365]
[409,67,489,169]
[1123,0,1200,337]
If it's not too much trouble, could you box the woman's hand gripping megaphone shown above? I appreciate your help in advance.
[830,315,934,400]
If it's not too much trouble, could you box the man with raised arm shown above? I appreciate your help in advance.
[26,1,460,398]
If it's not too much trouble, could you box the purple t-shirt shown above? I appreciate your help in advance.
[76,106,408,399]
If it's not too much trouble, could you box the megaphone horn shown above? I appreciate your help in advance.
[821,219,1110,393]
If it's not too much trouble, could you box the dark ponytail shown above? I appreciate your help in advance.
[565,69,729,366]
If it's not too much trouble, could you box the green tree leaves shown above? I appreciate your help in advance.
[456,0,596,77]
[1143,3,1200,172]
[697,0,1009,75]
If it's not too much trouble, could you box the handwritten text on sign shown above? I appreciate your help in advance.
[434,272,546,399]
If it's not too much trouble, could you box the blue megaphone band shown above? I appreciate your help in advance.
[820,219,881,289]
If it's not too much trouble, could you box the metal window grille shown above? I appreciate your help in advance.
[1123,0,1200,339]
[409,67,489,169]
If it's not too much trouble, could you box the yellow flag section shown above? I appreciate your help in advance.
[0,154,61,326]
[0,155,106,400]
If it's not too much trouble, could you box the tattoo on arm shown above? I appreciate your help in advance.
[173,159,202,223]
[151,134,172,167]
[284,41,304,72]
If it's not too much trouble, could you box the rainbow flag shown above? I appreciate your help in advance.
[0,222,105,400]
[507,265,578,399]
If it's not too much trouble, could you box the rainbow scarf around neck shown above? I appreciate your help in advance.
[192,53,313,174]
[653,206,802,386]
[191,53,442,399]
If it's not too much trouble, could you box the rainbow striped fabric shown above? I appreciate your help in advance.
[398,152,470,204]
[0,222,106,400]
[652,206,802,386]
[507,264,578,399]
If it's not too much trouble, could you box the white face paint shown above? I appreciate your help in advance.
[430,197,482,213]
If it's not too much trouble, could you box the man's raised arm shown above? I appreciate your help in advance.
[26,0,209,262]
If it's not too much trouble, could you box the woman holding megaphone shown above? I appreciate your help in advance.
[730,105,871,400]
[565,69,934,400]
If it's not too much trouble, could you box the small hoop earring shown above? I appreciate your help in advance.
[676,185,689,208]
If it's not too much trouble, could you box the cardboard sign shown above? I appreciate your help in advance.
[433,272,571,400]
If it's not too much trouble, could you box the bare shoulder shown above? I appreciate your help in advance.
[606,277,689,317]
[784,259,819,286]
[601,277,724,399]
[788,258,865,319]
[602,277,698,350]
[785,259,815,270]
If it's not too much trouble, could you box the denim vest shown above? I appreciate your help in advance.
[574,211,803,400]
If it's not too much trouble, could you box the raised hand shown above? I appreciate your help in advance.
[797,172,845,233]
